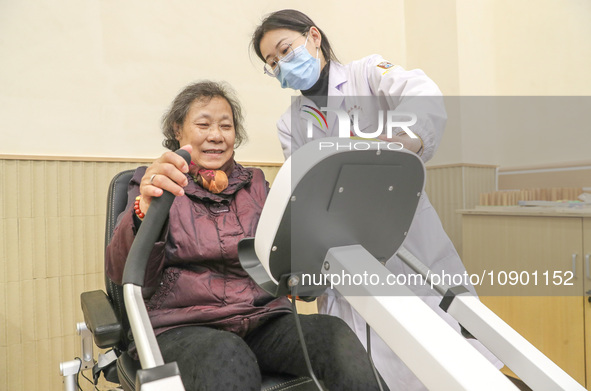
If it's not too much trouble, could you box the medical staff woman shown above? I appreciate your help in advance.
[251,9,502,390]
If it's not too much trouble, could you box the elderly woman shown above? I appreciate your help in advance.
[105,81,388,391]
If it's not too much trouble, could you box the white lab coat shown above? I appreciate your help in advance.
[276,54,502,390]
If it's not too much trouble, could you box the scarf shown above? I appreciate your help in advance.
[188,158,235,194]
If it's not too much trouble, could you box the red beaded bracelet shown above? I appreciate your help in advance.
[134,196,145,219]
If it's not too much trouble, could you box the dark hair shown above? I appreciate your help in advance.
[161,81,247,151]
[251,9,338,64]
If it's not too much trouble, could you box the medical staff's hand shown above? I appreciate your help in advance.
[139,145,192,215]
[377,133,423,156]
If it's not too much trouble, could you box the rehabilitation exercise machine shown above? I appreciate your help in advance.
[238,138,585,391]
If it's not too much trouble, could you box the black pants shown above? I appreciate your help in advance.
[157,314,389,391]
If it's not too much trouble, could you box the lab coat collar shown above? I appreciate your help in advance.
[325,61,346,135]
[328,61,348,92]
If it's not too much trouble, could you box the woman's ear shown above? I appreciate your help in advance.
[174,124,181,140]
[309,26,322,48]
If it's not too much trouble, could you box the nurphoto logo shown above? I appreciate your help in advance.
[303,106,417,151]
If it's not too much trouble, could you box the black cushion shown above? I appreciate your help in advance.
[80,290,122,349]
[117,352,141,391]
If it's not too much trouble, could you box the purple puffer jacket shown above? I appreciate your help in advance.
[105,162,292,338]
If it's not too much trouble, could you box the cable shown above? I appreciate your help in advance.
[74,357,99,391]
[81,371,99,391]
[289,285,324,391]
[366,324,385,391]
[73,358,83,391]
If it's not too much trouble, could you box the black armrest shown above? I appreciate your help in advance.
[81,290,122,348]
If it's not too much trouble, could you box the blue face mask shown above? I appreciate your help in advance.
[276,39,321,91]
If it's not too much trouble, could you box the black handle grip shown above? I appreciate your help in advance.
[122,149,191,286]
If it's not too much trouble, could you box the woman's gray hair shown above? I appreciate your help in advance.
[162,81,247,151]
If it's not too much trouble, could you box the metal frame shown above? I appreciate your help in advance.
[396,247,585,390]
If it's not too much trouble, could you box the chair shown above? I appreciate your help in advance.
[68,169,318,390]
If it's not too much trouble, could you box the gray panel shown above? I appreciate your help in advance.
[327,164,402,213]
[268,147,424,296]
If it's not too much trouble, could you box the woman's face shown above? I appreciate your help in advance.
[175,97,236,169]
[259,28,324,73]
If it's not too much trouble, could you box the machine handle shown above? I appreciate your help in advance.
[122,148,191,286]
[586,254,590,280]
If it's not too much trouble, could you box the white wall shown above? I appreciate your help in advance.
[426,0,591,167]
[0,0,405,163]
[1,0,590,167]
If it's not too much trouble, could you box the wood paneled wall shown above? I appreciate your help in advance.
[0,158,149,390]
[425,164,497,257]
[498,161,591,190]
